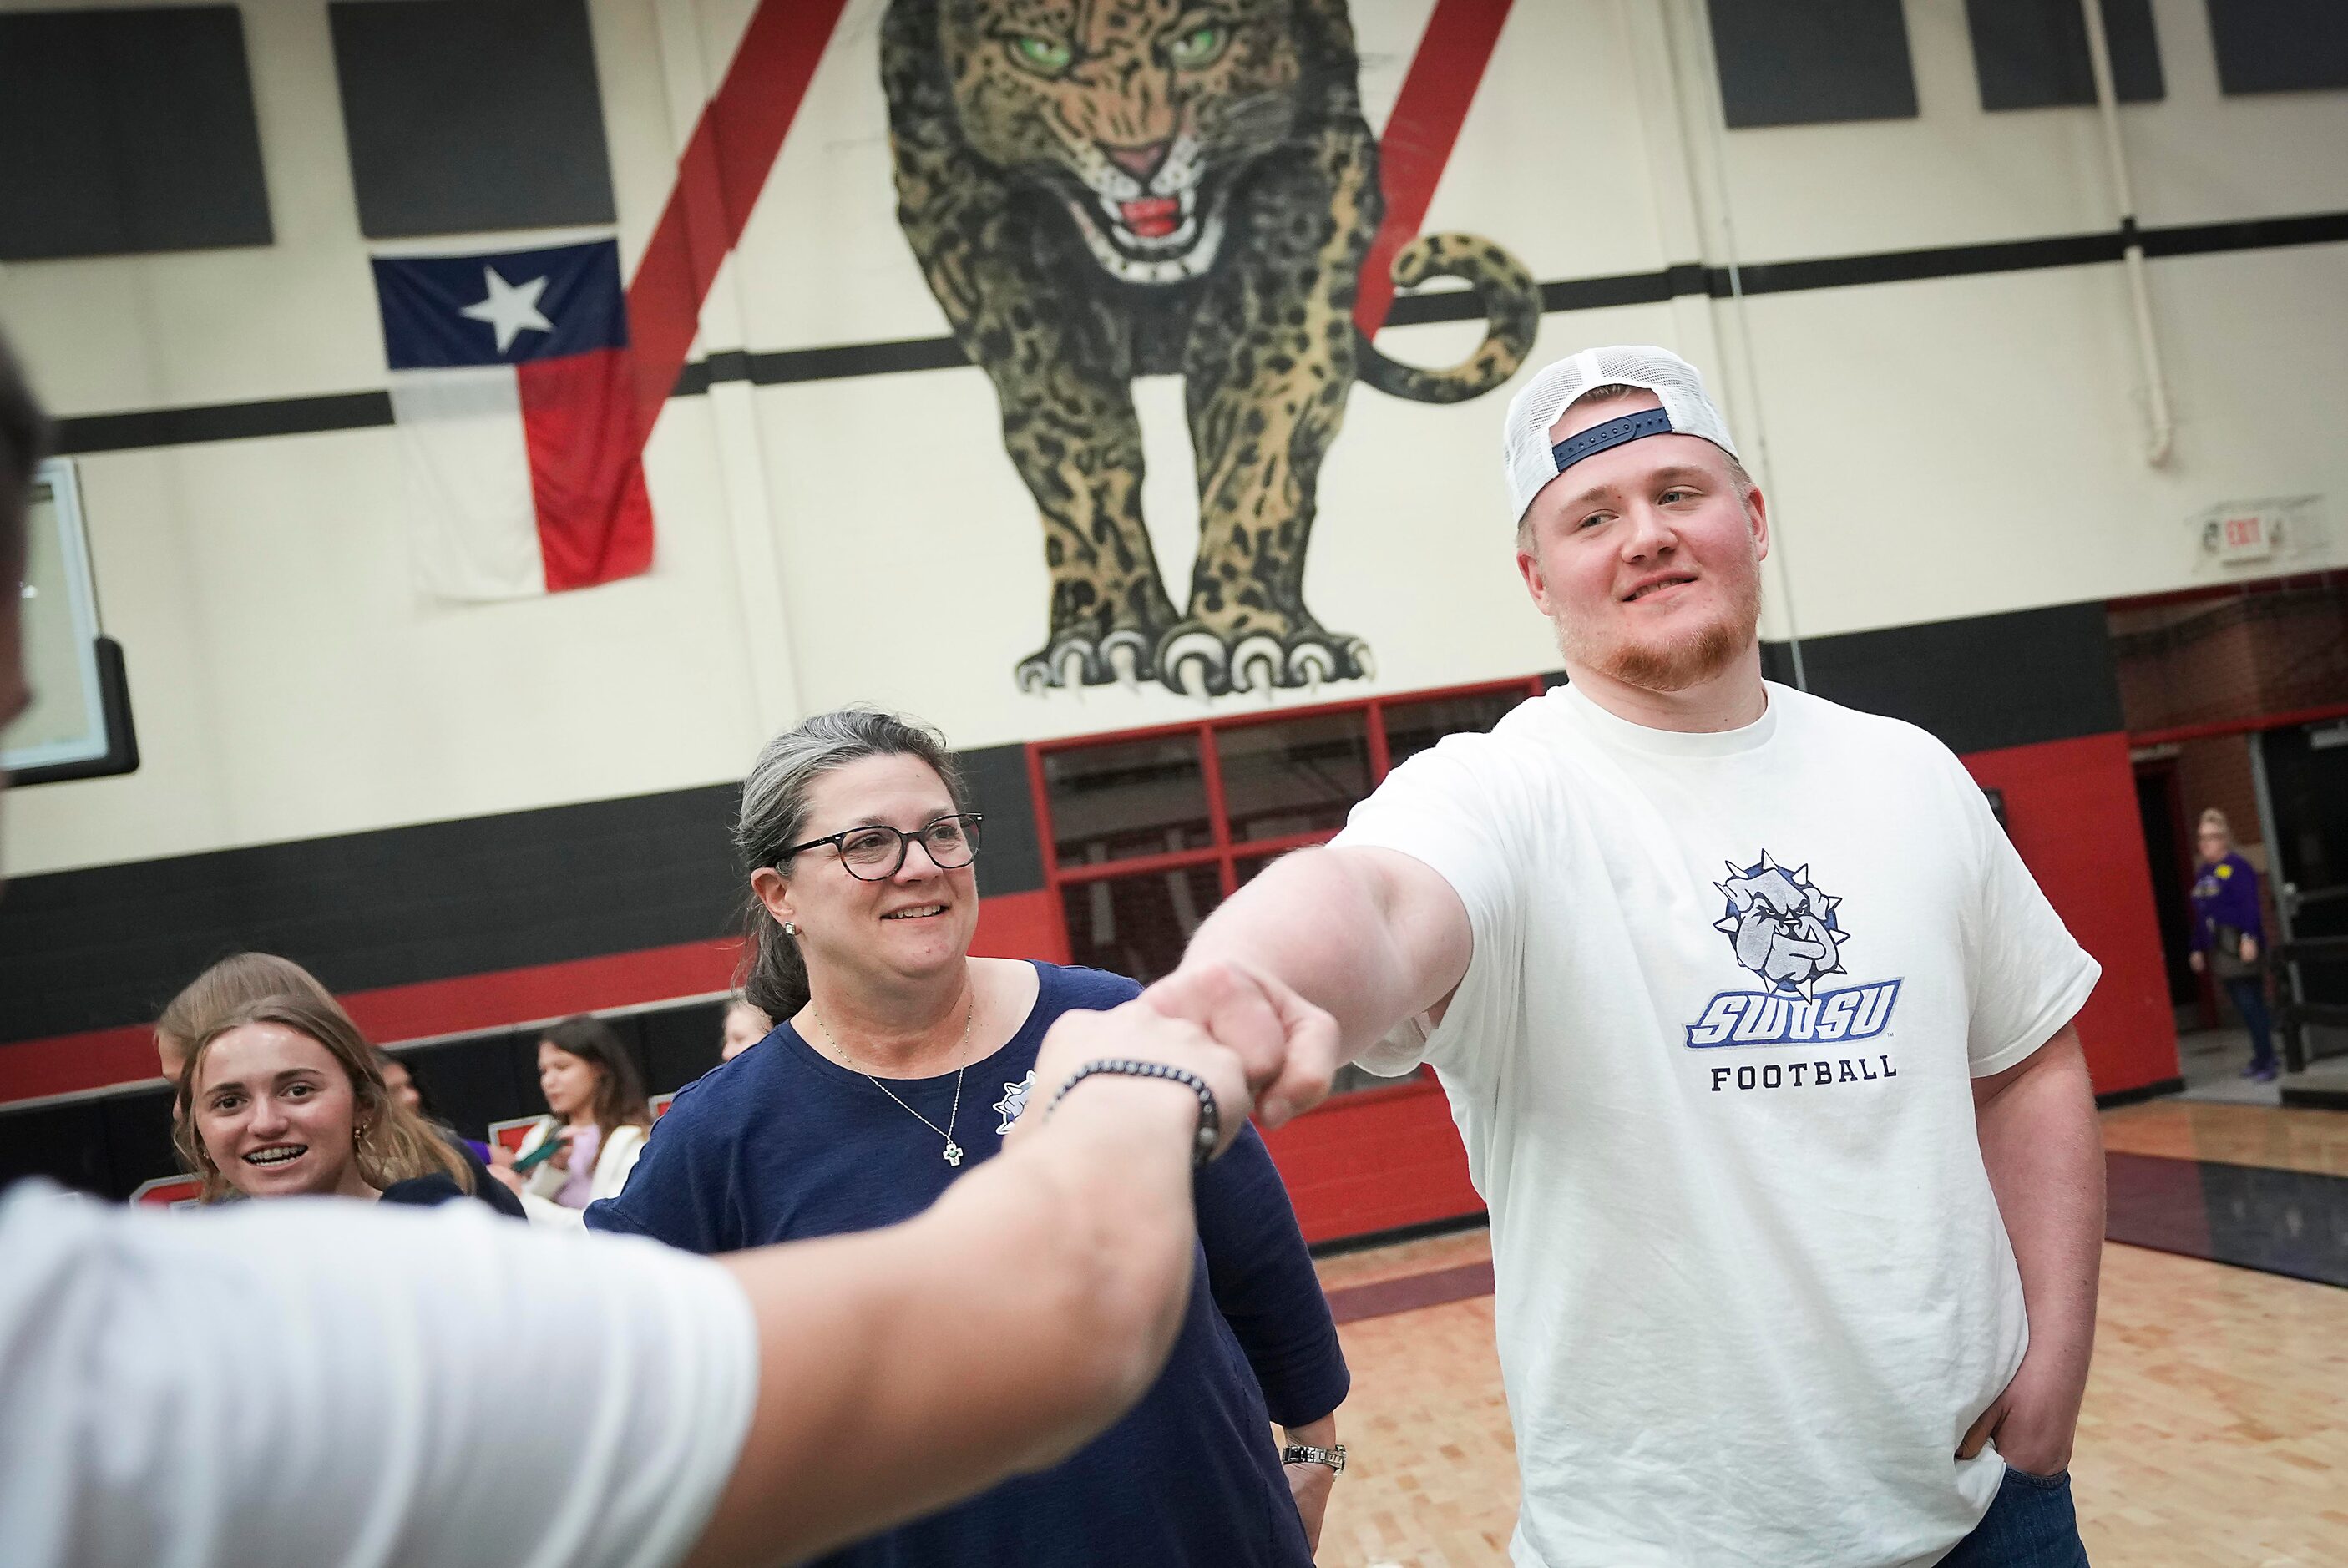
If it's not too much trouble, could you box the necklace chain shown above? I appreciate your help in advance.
[811,994,975,1166]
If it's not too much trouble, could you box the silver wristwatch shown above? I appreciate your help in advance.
[1280,1442,1346,1473]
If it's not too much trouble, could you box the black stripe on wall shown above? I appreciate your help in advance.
[1763,600,2123,755]
[0,742,1047,1046]
[48,210,2348,455]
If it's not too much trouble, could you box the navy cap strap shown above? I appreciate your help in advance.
[1549,406,1673,475]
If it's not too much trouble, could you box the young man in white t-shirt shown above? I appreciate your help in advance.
[1147,346,2106,1566]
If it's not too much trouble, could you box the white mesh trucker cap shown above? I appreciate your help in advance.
[1501,345,1740,523]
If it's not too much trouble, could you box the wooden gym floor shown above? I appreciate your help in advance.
[1305,1104,2348,1566]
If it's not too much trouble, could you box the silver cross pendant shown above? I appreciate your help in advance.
[943,1140,964,1167]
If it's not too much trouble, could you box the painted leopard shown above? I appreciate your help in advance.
[882,0,1540,695]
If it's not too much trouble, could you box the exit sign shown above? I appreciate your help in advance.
[2215,511,2277,561]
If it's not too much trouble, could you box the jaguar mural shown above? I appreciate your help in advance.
[882,0,1539,695]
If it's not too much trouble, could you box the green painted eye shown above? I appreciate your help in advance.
[1166,23,1227,68]
[1008,33,1074,75]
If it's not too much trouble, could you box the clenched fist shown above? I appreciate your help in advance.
[1141,959,1343,1128]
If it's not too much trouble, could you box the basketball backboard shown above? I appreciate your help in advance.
[5,457,135,784]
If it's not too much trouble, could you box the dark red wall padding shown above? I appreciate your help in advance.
[1957,731,2179,1095]
[1258,1077,1482,1246]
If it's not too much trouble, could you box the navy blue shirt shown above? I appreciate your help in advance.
[587,962,1348,1568]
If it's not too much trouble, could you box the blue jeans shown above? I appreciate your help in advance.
[1936,1465,2089,1567]
[2223,976,2275,1072]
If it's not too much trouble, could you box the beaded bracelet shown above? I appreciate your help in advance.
[1045,1058,1222,1167]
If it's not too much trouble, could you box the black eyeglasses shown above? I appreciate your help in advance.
[779,814,984,881]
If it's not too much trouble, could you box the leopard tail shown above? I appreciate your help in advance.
[1352,233,1541,405]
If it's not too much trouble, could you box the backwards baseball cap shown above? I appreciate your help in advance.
[1501,345,1740,523]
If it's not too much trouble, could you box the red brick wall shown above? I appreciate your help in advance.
[2112,583,2348,733]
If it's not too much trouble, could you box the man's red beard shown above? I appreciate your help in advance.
[1560,557,1764,694]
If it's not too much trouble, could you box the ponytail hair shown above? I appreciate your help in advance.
[734,707,968,1020]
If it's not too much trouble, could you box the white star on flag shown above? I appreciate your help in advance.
[459,266,555,353]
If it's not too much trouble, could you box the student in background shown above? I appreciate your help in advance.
[489,1015,651,1224]
[154,950,520,1216]
[720,996,772,1062]
[380,1054,426,1115]
[175,995,501,1212]
[2189,807,2277,1082]
[380,1051,498,1166]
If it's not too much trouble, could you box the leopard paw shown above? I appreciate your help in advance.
[1154,625,1373,698]
[1015,629,1159,693]
[1158,626,1232,700]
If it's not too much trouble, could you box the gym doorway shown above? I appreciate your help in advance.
[2112,574,2348,1104]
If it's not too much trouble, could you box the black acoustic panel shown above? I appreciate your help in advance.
[0,1098,114,1197]
[329,0,617,238]
[641,1000,727,1100]
[2206,0,2348,94]
[1766,601,2123,755]
[0,7,272,261]
[962,743,1045,897]
[0,739,1045,1046]
[1707,0,1920,128]
[507,1029,555,1114]
[0,783,744,1045]
[394,1034,534,1143]
[1966,0,2163,109]
[608,1012,653,1098]
[97,1085,179,1202]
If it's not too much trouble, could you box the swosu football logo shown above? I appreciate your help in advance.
[1686,852,1901,1050]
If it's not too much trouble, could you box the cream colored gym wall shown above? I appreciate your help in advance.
[0,0,769,878]
[1698,0,2348,640]
[1733,245,2348,641]
[7,0,2346,876]
[3,406,763,879]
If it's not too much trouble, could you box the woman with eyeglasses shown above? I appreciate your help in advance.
[589,707,1349,1568]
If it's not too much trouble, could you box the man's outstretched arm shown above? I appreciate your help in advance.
[1959,1021,2104,1475]
[1151,845,1473,1125]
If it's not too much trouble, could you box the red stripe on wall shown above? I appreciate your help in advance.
[1354,0,1517,336]
[0,939,741,1105]
[516,347,655,590]
[625,0,852,439]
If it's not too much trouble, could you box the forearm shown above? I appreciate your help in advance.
[685,1075,1202,1568]
[1976,1033,2104,1419]
[1182,847,1456,1063]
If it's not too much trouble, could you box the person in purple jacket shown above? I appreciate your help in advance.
[2189,809,2276,1081]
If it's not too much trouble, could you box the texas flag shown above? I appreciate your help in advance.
[372,240,654,599]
